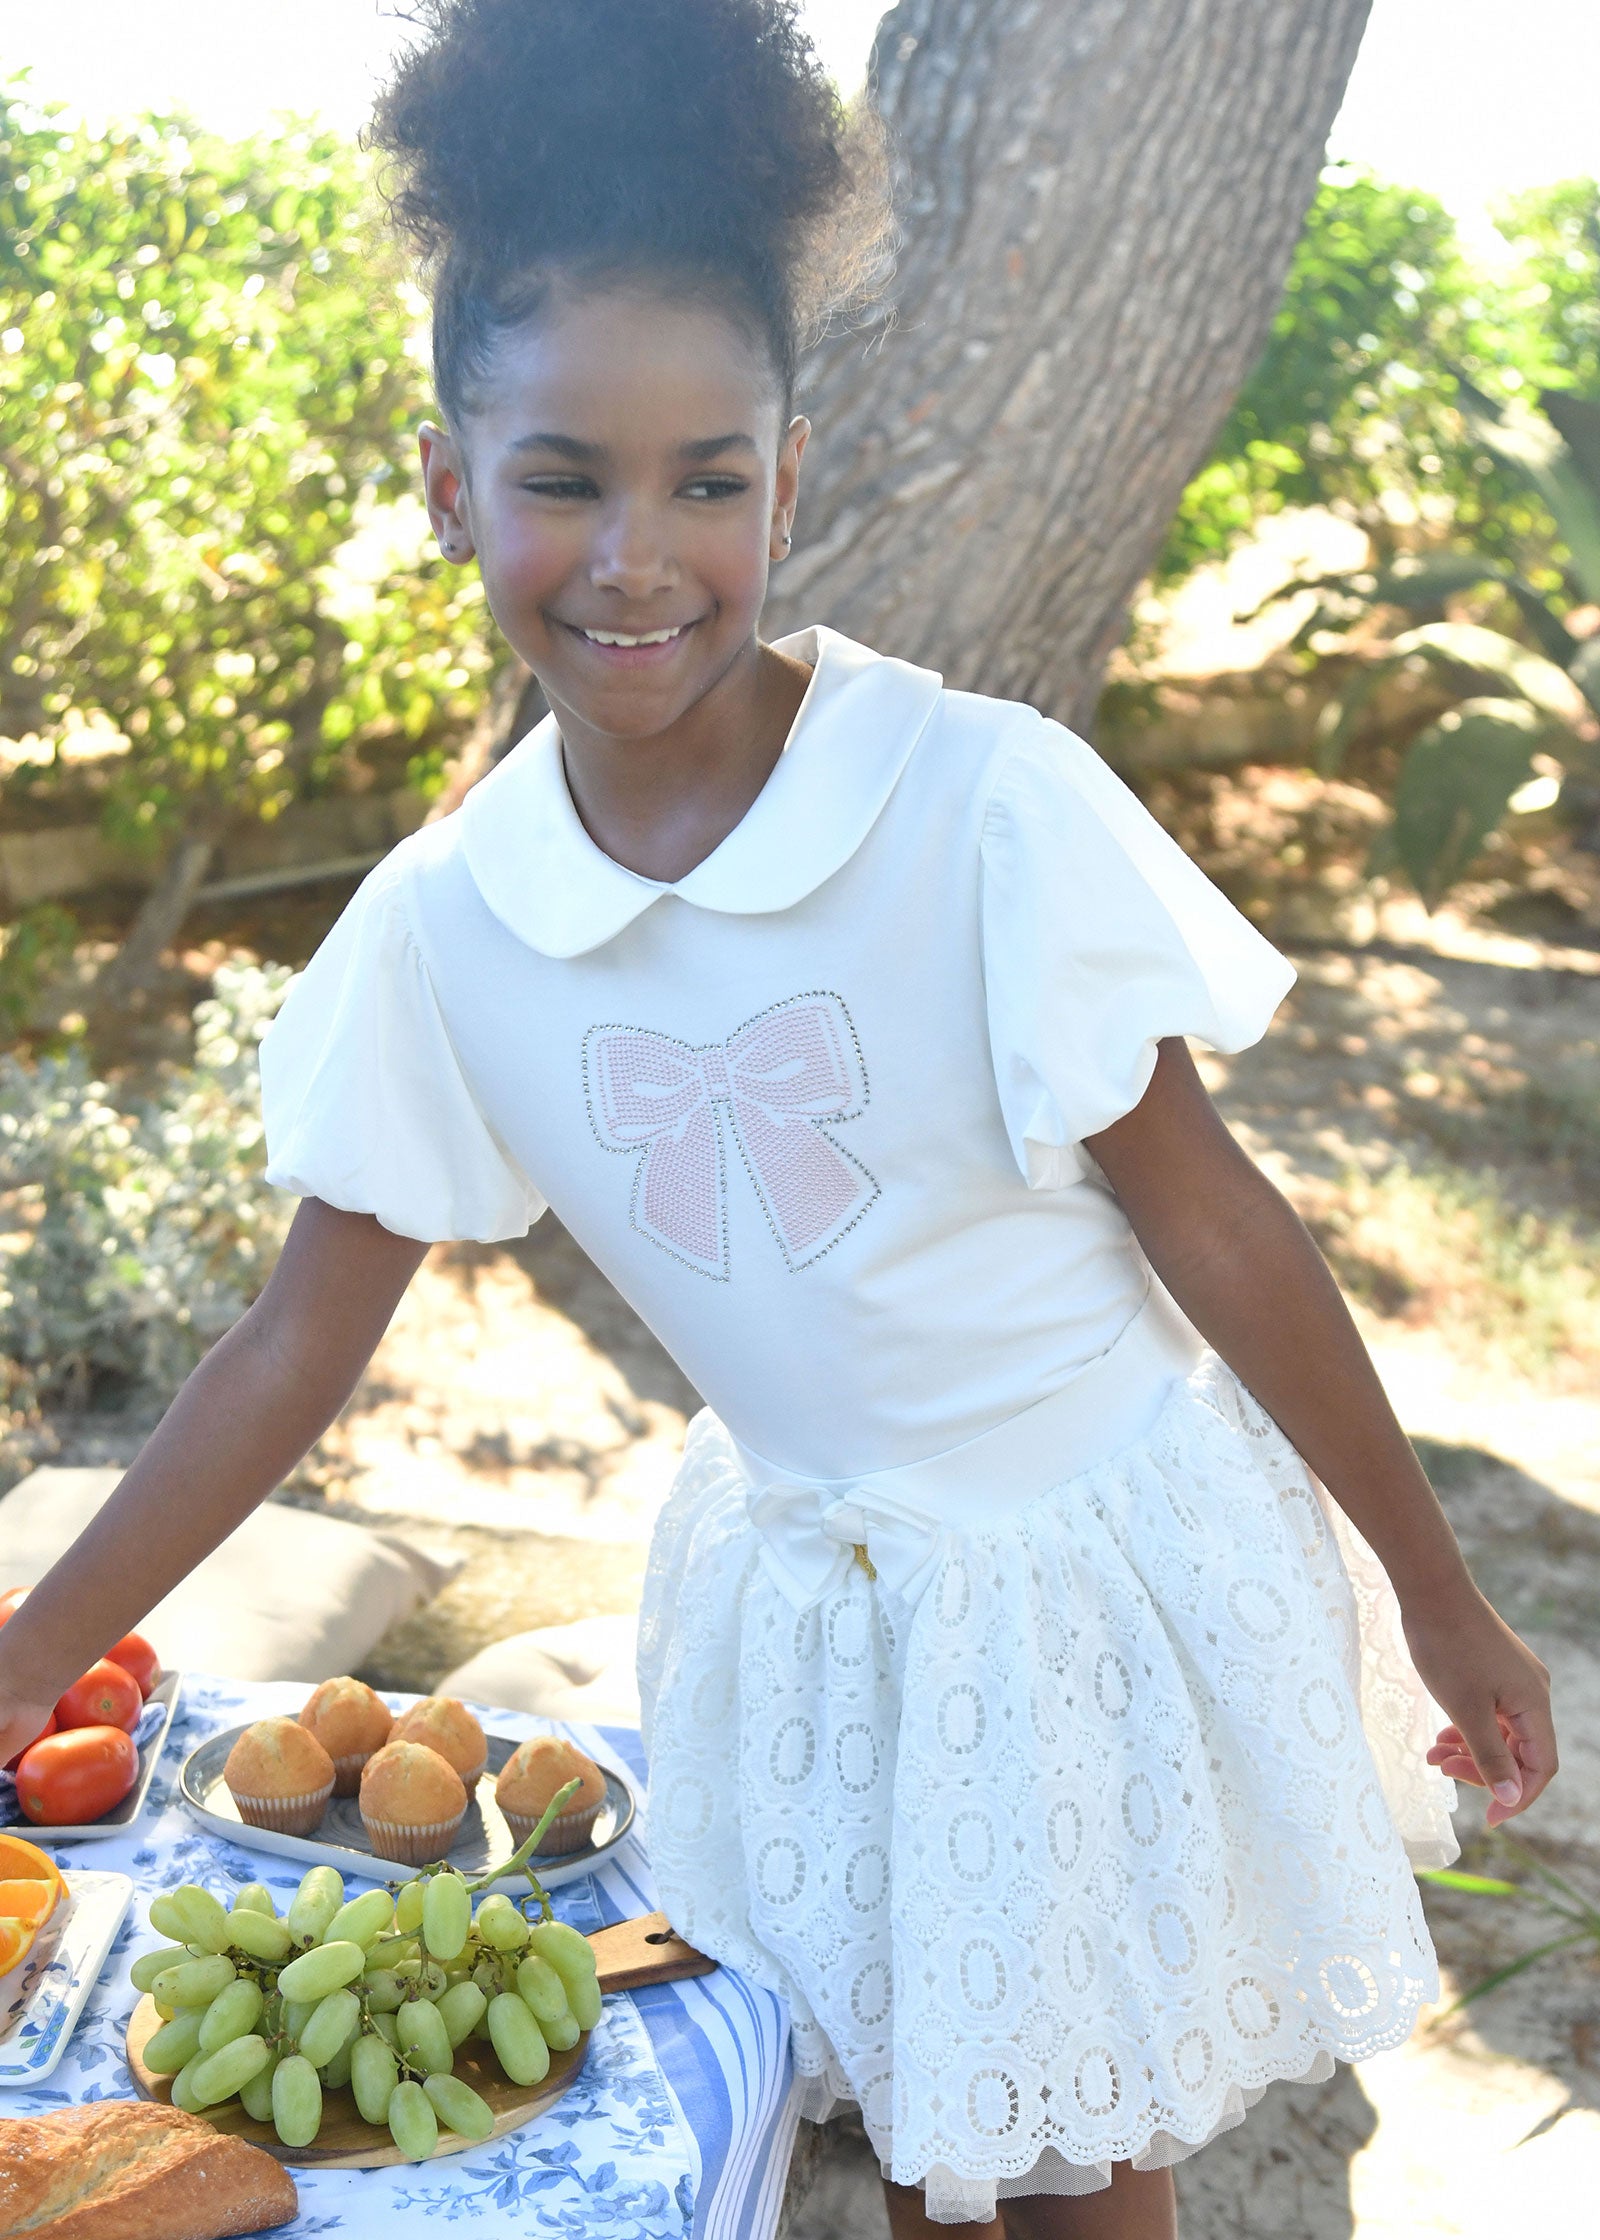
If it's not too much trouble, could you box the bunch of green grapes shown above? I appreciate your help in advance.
[135,1786,599,2163]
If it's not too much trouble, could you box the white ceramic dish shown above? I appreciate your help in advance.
[0,1869,134,2085]
[0,1671,181,1842]
[179,1725,636,1891]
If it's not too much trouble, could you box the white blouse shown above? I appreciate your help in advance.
[261,625,1294,1479]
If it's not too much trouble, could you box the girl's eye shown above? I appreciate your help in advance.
[682,476,748,501]
[522,477,598,499]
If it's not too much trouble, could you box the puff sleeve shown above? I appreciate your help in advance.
[980,716,1295,1187]
[260,858,545,1243]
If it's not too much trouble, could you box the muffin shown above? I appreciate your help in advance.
[387,1696,487,1791]
[224,1718,335,1838]
[359,1741,468,1867]
[298,1676,392,1796]
[496,1735,607,1856]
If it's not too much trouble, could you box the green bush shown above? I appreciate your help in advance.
[0,87,490,864]
[0,962,291,1412]
[1158,167,1595,589]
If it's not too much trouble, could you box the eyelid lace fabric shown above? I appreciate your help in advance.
[638,1355,1457,2224]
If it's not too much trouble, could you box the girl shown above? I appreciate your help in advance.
[0,2,1556,2233]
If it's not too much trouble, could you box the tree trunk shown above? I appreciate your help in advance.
[88,829,218,1015]
[765,0,1372,731]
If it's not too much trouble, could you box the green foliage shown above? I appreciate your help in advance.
[1378,698,1551,909]
[0,87,489,862]
[0,903,75,1039]
[1489,177,1600,395]
[1452,372,1600,601]
[1157,166,1590,590]
[0,962,291,1411]
[1246,375,1600,907]
[1418,1835,1600,2014]
[1160,167,1494,581]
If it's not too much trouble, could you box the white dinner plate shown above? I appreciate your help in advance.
[179,1724,636,1892]
[0,1869,134,2085]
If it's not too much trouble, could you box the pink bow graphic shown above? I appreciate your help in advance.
[583,992,878,1278]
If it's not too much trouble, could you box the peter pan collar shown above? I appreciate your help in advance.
[460,625,944,958]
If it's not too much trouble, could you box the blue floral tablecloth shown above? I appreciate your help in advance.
[4,1675,798,2240]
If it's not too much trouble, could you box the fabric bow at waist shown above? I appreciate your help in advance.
[730,1286,1211,1615]
[745,1476,948,1610]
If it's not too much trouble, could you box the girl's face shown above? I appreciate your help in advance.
[419,286,808,744]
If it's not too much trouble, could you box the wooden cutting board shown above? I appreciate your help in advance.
[126,1911,715,2169]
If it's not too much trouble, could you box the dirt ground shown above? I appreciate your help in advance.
[24,912,1600,2237]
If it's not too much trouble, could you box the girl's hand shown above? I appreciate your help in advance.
[0,1692,60,1776]
[1403,1588,1557,1827]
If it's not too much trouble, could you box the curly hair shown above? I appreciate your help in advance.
[368,0,894,425]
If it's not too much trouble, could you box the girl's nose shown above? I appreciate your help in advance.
[589,504,677,598]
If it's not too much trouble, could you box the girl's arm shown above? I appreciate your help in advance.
[1086,1037,1557,1826]
[0,1200,427,1768]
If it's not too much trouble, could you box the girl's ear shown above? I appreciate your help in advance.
[419,423,476,563]
[770,414,811,562]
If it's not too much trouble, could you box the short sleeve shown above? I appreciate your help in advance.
[980,716,1295,1187]
[259,859,545,1244]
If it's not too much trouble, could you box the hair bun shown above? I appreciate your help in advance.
[368,0,892,417]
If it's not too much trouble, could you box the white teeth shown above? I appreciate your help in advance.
[581,625,686,647]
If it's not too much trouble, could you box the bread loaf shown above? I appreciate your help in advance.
[0,2100,297,2238]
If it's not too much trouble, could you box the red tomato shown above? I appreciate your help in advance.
[0,1587,29,1625]
[104,1631,160,1699]
[15,1725,138,1826]
[3,1709,55,1774]
[55,1660,143,1735]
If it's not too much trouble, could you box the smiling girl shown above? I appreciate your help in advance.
[0,2,1556,2235]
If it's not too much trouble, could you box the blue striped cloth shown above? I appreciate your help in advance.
[3,1678,798,2240]
[576,1724,800,2240]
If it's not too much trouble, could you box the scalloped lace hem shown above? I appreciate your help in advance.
[797,2039,1372,2223]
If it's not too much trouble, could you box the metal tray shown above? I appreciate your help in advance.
[1,1671,181,1841]
[178,1723,635,1891]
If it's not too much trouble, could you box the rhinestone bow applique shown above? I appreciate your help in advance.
[583,991,879,1279]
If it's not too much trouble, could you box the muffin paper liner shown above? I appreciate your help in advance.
[324,1749,378,1798]
[360,1809,467,1866]
[229,1781,333,1839]
[502,1799,602,1856]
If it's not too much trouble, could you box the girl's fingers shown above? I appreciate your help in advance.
[1448,1705,1527,1816]
[1440,1706,1559,1826]
[1428,1750,1481,1782]
[1427,1725,1480,1780]
[1420,1626,1556,1825]
[1497,1700,1559,1817]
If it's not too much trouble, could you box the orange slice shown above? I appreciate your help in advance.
[0,1880,58,1931]
[0,1832,67,1904]
[0,1917,32,1975]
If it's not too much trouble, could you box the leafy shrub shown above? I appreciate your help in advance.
[0,89,491,854]
[0,962,291,1411]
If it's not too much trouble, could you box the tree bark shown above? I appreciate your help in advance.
[87,827,219,1015]
[765,0,1372,731]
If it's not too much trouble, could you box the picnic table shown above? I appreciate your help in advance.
[6,1674,799,2240]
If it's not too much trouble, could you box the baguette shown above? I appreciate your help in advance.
[0,2101,297,2239]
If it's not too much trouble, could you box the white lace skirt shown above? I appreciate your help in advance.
[637,1339,1458,2224]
